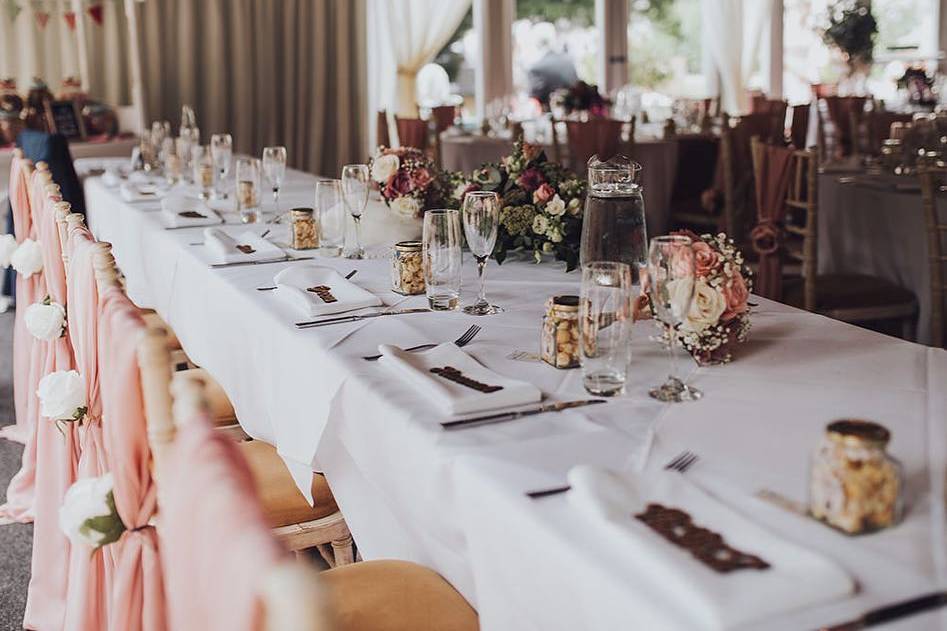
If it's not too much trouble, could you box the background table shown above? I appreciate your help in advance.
[84,170,947,630]
[818,173,932,344]
[440,133,678,236]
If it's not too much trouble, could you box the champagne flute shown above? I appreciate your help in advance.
[461,190,503,315]
[341,164,369,259]
[646,235,702,402]
[210,133,233,199]
[262,146,287,219]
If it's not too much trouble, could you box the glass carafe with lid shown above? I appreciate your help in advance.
[579,155,647,283]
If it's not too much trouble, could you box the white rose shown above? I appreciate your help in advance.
[59,473,125,549]
[0,234,17,268]
[532,214,549,235]
[37,370,87,421]
[546,225,563,243]
[542,241,554,253]
[568,197,582,216]
[453,182,468,199]
[371,154,400,183]
[25,299,66,341]
[390,196,420,219]
[546,194,566,217]
[10,238,43,278]
[680,279,727,333]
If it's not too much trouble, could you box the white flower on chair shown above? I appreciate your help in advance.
[59,474,126,549]
[0,234,17,268]
[25,297,66,341]
[10,238,43,277]
[37,370,87,422]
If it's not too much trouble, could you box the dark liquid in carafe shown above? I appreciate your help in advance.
[580,192,648,283]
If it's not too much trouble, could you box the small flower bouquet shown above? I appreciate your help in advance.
[554,80,610,118]
[647,231,753,365]
[368,146,455,219]
[456,140,586,271]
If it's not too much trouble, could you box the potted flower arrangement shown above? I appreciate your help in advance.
[643,230,753,365]
[455,140,586,271]
[368,146,457,219]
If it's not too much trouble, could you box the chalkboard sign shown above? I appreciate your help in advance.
[44,99,86,140]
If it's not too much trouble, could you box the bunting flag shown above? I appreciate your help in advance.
[5,0,22,22]
[34,8,48,28]
[86,2,102,25]
[63,9,75,30]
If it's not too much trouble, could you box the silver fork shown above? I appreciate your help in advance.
[525,450,699,499]
[362,324,481,361]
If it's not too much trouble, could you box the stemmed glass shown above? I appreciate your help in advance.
[210,133,233,199]
[262,146,287,218]
[461,190,503,315]
[646,235,702,402]
[341,164,369,259]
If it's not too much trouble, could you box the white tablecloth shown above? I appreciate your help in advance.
[818,173,932,344]
[85,169,947,630]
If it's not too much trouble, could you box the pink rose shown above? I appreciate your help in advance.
[720,271,749,321]
[516,168,544,193]
[384,171,414,199]
[522,142,540,162]
[532,182,555,205]
[412,167,433,190]
[692,241,721,278]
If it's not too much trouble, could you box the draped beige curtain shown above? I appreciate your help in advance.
[134,0,366,177]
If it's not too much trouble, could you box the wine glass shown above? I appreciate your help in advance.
[262,146,287,219]
[461,190,503,315]
[210,133,233,199]
[341,164,369,259]
[646,235,702,402]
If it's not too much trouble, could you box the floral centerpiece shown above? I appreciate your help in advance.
[369,146,457,219]
[554,80,610,118]
[456,140,586,271]
[645,230,753,365]
[821,0,877,75]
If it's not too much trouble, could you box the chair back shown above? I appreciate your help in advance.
[863,110,913,155]
[789,104,810,149]
[919,168,947,347]
[561,118,632,173]
[430,105,457,134]
[376,110,391,148]
[818,95,867,158]
[749,138,798,301]
[719,113,778,241]
[17,129,85,215]
[395,116,429,151]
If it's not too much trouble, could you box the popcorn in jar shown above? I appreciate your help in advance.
[541,295,580,369]
[391,240,425,295]
[809,419,902,534]
[290,208,319,250]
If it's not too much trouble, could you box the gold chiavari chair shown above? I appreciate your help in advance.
[919,168,947,348]
[774,146,918,334]
[554,117,636,174]
[137,324,354,565]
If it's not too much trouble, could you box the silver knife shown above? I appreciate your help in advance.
[295,307,430,329]
[819,592,947,630]
[210,256,313,269]
[441,399,606,430]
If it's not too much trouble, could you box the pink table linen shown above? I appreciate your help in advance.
[99,285,167,631]
[161,414,285,631]
[61,228,112,631]
[22,179,80,631]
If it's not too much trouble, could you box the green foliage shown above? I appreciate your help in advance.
[821,0,877,68]
[515,0,595,25]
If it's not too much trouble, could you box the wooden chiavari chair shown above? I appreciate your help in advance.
[818,95,867,159]
[394,116,429,151]
[789,104,810,149]
[137,323,354,565]
[861,110,913,156]
[770,145,918,333]
[376,110,391,148]
[919,168,947,348]
[555,117,635,174]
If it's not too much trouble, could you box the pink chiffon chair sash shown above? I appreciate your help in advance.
[750,143,796,300]
[22,181,81,631]
[62,229,112,631]
[161,414,285,631]
[99,285,167,631]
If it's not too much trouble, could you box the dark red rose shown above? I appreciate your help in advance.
[412,167,433,190]
[516,167,544,193]
[384,170,414,198]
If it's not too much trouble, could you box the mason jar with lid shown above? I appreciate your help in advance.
[391,240,425,295]
[809,419,902,534]
[541,295,580,369]
[290,208,319,250]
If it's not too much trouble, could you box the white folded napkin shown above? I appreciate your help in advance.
[567,466,854,630]
[161,195,222,228]
[120,180,165,202]
[378,343,542,416]
[203,228,285,265]
[273,265,382,317]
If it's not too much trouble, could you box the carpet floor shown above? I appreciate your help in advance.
[0,310,31,630]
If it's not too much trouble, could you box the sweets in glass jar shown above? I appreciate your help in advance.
[541,295,580,369]
[391,240,425,295]
[809,419,902,534]
[291,208,319,250]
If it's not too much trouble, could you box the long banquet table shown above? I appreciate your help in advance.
[84,167,947,630]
